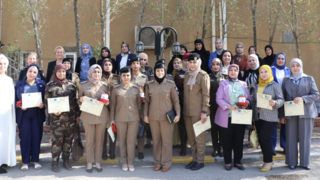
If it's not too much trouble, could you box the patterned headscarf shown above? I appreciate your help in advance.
[228,64,239,82]
[87,64,102,84]
[53,64,67,84]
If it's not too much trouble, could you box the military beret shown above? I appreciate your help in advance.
[129,57,141,65]
[120,66,131,74]
[187,53,200,61]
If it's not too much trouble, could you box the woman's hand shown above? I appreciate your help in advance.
[228,105,239,111]
[200,113,207,124]
[110,120,115,127]
[241,105,248,109]
[104,102,109,106]
[173,116,180,123]
[144,116,149,124]
[280,118,286,124]
[293,97,303,104]
[76,117,80,124]
[80,96,87,103]
[18,104,27,111]
[269,100,276,107]
[38,102,44,109]
[54,110,61,116]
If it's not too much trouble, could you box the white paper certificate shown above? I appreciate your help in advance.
[193,118,211,137]
[80,98,104,116]
[47,97,70,113]
[22,92,42,108]
[257,93,272,110]
[284,101,305,116]
[231,109,253,125]
[108,127,115,142]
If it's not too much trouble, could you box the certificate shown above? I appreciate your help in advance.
[193,117,211,137]
[22,92,42,108]
[231,109,252,125]
[257,93,272,110]
[80,97,104,116]
[284,101,304,116]
[47,97,70,113]
[108,127,115,142]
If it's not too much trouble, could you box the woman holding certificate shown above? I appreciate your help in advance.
[279,58,319,170]
[110,66,141,172]
[79,64,110,173]
[44,64,80,173]
[144,60,180,172]
[15,64,46,171]
[215,64,250,171]
[251,65,284,172]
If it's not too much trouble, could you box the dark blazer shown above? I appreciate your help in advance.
[141,66,154,80]
[115,53,136,74]
[46,60,57,83]
[279,76,319,119]
[19,68,46,82]
[15,78,46,126]
[97,57,117,74]
[75,57,97,75]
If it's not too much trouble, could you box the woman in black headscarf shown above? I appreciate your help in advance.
[97,47,117,74]
[192,39,211,74]
[62,58,80,92]
[263,45,276,66]
[167,45,188,75]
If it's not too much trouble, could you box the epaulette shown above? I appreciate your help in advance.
[132,84,139,88]
[199,70,207,75]
[81,80,88,84]
[147,80,154,84]
[167,79,175,84]
[141,74,147,78]
[47,81,55,85]
[113,74,119,78]
[101,82,108,87]
[114,84,120,88]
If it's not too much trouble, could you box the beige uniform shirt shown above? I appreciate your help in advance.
[131,72,147,91]
[110,83,141,122]
[79,80,110,124]
[183,70,210,117]
[101,73,120,94]
[144,78,181,120]
[150,74,174,81]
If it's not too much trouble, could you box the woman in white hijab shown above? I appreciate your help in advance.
[0,54,16,174]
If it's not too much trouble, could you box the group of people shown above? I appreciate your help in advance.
[0,39,318,175]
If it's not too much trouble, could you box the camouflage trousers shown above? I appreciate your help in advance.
[50,114,75,161]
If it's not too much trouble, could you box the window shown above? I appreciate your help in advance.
[64,52,77,71]
[282,31,294,43]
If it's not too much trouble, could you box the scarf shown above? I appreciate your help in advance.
[245,54,260,86]
[154,62,166,84]
[121,42,131,54]
[193,39,209,72]
[289,58,306,81]
[263,45,276,66]
[258,65,274,93]
[228,64,240,82]
[102,58,113,78]
[100,47,111,59]
[62,58,73,80]
[211,58,222,77]
[172,58,183,78]
[187,59,202,90]
[88,64,102,84]
[235,43,244,62]
[272,52,287,70]
[53,64,67,85]
[215,39,224,55]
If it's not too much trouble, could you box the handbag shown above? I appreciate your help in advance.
[72,124,84,161]
[137,118,145,138]
[166,109,176,123]
[249,125,259,149]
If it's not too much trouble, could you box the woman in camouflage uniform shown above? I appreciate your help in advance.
[44,64,80,173]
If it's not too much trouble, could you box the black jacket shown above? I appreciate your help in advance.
[140,66,154,80]
[19,68,45,82]
[75,57,96,74]
[45,60,57,83]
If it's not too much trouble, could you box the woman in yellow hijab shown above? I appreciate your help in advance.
[251,65,284,172]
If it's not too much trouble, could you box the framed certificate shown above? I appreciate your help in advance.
[231,109,252,125]
[193,117,211,137]
[22,92,42,108]
[257,93,272,110]
[80,97,104,116]
[284,101,304,116]
[47,96,70,113]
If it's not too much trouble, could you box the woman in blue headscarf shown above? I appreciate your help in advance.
[270,52,290,156]
[75,43,97,82]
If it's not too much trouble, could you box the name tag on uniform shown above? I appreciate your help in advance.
[86,88,91,91]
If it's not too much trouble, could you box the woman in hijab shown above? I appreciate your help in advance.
[62,58,80,92]
[115,42,136,74]
[75,43,97,83]
[280,58,319,170]
[192,39,211,74]
[233,43,249,77]
[79,64,110,173]
[138,53,154,80]
[263,45,276,66]
[97,47,117,74]
[208,39,224,70]
[167,45,188,75]
[251,65,284,172]
[243,54,260,94]
[44,64,80,172]
[248,46,264,66]
[215,64,250,171]
[209,58,226,157]
[183,53,210,171]
[270,52,290,155]
[15,64,46,171]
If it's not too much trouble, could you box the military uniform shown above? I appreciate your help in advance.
[44,80,80,162]
[79,80,110,164]
[101,73,120,159]
[144,78,180,168]
[110,82,141,165]
[150,74,174,81]
[183,70,210,164]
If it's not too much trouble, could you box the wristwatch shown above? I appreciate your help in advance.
[201,111,207,114]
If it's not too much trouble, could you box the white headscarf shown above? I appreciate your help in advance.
[187,59,202,90]
[289,58,306,80]
[248,54,260,70]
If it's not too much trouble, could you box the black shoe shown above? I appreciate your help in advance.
[225,165,232,171]
[191,162,204,170]
[185,161,196,169]
[86,168,93,173]
[234,164,245,170]
[138,152,144,160]
[304,166,311,170]
[218,147,224,157]
[1,164,8,168]
[212,150,218,157]
[144,144,152,148]
[96,167,103,172]
[0,167,7,174]
[272,149,277,156]
[109,151,115,160]
[102,151,108,160]
[289,165,297,170]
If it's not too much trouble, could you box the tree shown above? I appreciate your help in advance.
[9,0,49,69]
[74,0,81,56]
[268,0,281,45]
[250,0,258,48]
